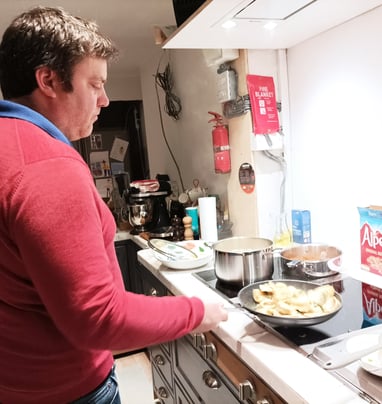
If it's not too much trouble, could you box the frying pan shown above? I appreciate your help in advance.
[237,279,343,327]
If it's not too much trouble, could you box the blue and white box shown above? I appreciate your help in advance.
[292,210,311,244]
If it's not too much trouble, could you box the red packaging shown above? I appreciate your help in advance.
[358,206,382,276]
[246,74,280,135]
[362,282,382,325]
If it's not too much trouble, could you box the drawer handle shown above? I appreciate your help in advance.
[202,342,217,361]
[157,386,168,398]
[192,333,206,349]
[202,370,221,390]
[154,354,165,366]
[239,379,257,401]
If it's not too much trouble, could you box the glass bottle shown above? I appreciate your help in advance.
[273,212,292,248]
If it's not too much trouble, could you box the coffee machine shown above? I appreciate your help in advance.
[127,189,171,235]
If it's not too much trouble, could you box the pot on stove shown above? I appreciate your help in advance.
[213,236,274,286]
[280,243,342,278]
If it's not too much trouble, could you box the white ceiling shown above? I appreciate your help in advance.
[164,0,382,49]
[0,0,177,79]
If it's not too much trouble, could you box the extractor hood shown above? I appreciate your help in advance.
[232,0,317,21]
[164,0,382,49]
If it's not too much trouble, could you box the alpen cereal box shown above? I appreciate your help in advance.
[362,282,382,325]
[358,206,382,276]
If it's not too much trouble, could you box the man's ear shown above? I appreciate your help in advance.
[34,66,59,98]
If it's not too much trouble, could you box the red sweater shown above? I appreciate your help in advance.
[0,116,204,403]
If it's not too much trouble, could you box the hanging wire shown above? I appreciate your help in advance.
[262,147,287,213]
[155,61,182,121]
[154,51,185,192]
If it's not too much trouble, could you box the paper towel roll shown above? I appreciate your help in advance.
[198,197,218,242]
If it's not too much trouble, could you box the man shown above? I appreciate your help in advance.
[0,7,227,403]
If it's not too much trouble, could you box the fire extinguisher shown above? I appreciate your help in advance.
[208,111,231,174]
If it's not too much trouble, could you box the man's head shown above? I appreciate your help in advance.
[0,6,118,99]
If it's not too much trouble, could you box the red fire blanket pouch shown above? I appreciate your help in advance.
[246,75,280,135]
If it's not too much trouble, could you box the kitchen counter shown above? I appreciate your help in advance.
[137,247,367,404]
[114,230,148,250]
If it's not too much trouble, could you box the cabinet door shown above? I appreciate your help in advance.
[115,242,130,291]
[151,344,173,392]
[139,262,167,297]
[152,366,174,404]
[174,380,201,404]
[126,240,142,293]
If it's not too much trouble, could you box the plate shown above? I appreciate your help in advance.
[150,240,213,270]
[360,349,382,377]
[346,334,382,377]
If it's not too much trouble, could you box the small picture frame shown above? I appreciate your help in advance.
[90,133,103,150]
[89,151,111,178]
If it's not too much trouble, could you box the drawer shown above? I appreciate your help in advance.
[151,344,173,391]
[152,365,174,404]
[174,379,200,404]
[174,337,240,404]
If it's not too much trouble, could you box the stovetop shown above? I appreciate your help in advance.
[193,266,367,346]
[193,261,382,403]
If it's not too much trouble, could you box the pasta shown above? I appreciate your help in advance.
[252,281,340,318]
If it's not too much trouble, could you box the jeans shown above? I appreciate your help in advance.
[71,365,121,404]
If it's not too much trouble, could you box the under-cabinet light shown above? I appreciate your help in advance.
[221,20,237,29]
[264,21,278,30]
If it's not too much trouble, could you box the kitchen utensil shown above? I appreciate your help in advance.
[128,199,154,233]
[280,243,342,278]
[128,190,171,234]
[237,279,342,327]
[151,240,213,270]
[148,238,198,260]
[323,333,382,370]
[213,236,273,286]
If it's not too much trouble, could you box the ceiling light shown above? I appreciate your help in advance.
[264,21,278,30]
[221,20,237,29]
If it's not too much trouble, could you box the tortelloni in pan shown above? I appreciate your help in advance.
[252,281,340,317]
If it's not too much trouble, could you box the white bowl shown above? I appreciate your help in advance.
[152,240,213,270]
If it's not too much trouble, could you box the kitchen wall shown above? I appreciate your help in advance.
[108,4,382,264]
[139,47,231,214]
[286,6,382,266]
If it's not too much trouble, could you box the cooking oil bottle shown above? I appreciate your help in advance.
[273,212,292,248]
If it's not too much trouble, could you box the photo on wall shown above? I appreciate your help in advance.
[89,151,111,178]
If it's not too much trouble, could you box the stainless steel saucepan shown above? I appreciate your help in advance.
[213,236,274,286]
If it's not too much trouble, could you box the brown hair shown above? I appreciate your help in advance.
[0,6,118,98]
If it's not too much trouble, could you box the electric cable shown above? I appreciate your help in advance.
[263,148,287,213]
[155,62,182,121]
[154,51,185,192]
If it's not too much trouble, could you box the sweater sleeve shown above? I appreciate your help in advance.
[9,155,204,351]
